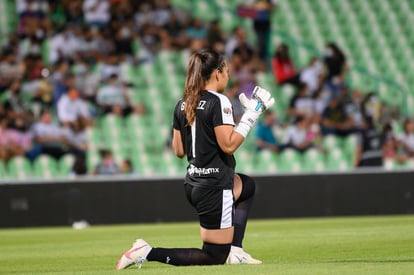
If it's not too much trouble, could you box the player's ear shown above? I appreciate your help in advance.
[215,70,220,82]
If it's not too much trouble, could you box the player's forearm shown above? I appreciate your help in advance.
[172,129,185,158]
[217,131,244,155]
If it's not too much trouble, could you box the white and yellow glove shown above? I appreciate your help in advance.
[235,86,275,138]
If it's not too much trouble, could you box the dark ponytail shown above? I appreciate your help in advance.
[183,49,224,125]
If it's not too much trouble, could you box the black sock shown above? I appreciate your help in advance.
[232,174,256,248]
[233,197,254,248]
[147,243,230,266]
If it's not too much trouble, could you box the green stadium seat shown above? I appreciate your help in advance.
[235,149,255,174]
[383,158,414,171]
[7,156,32,180]
[33,155,59,179]
[277,149,303,173]
[322,135,343,151]
[58,154,75,177]
[253,150,279,174]
[302,148,326,172]
[0,161,7,179]
[325,148,352,171]
[342,134,358,163]
[86,150,100,173]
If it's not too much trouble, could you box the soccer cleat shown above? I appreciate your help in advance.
[226,246,262,265]
[115,239,152,270]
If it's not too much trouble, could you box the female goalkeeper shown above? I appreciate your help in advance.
[116,49,274,269]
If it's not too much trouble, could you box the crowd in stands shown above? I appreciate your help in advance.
[265,39,414,167]
[0,0,412,178]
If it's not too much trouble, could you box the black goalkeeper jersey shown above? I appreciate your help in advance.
[173,90,236,189]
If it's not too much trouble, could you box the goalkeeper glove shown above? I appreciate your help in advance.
[234,86,275,138]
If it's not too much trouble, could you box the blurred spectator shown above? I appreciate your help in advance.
[153,0,173,28]
[361,92,382,125]
[299,57,324,95]
[312,87,329,119]
[224,83,244,124]
[162,10,188,49]
[100,52,121,81]
[76,26,102,63]
[73,61,100,103]
[255,110,279,153]
[134,2,155,29]
[230,54,257,98]
[397,118,414,160]
[32,72,54,109]
[49,25,80,64]
[0,49,25,87]
[96,73,145,117]
[57,89,92,127]
[271,43,299,86]
[343,89,365,131]
[62,118,88,157]
[52,68,76,109]
[225,27,250,60]
[382,122,401,162]
[93,149,121,175]
[0,118,10,161]
[354,116,383,168]
[281,116,313,153]
[288,83,315,121]
[323,42,348,96]
[0,117,32,162]
[306,121,325,153]
[1,79,35,139]
[185,18,207,41]
[71,154,88,176]
[65,0,84,27]
[48,1,67,31]
[29,109,69,160]
[2,79,31,120]
[18,36,42,60]
[320,97,355,137]
[83,0,111,29]
[245,0,277,62]
[114,19,135,57]
[17,0,50,39]
[121,158,136,174]
[207,19,226,53]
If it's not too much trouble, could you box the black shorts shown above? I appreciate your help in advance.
[185,183,234,230]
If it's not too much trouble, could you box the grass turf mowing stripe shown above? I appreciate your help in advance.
[0,215,413,274]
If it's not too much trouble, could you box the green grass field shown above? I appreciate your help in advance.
[1,215,414,274]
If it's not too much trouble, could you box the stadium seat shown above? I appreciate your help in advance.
[302,148,326,172]
[235,149,255,174]
[86,151,100,173]
[58,154,75,177]
[277,148,302,173]
[33,155,59,179]
[0,161,6,178]
[7,156,33,180]
[253,150,278,174]
[322,135,343,151]
[325,148,352,171]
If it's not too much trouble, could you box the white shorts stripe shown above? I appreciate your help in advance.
[220,190,233,229]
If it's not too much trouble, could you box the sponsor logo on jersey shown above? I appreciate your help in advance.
[223,107,232,115]
[188,164,220,176]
